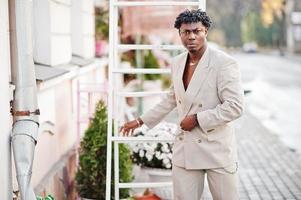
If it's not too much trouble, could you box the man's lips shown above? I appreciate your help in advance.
[187,44,197,47]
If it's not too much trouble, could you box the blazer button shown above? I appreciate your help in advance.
[179,136,183,141]
[197,139,202,143]
[178,100,181,104]
[198,103,202,108]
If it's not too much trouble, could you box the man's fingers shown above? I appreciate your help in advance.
[128,129,132,136]
[120,128,125,136]
[120,126,129,136]
[125,128,130,136]
[120,122,138,136]
[122,127,133,137]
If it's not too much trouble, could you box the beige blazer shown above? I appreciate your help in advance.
[140,46,244,169]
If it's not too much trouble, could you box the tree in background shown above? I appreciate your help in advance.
[207,0,286,49]
[241,12,281,46]
[261,0,286,26]
[261,0,286,52]
[207,0,261,47]
[240,0,286,48]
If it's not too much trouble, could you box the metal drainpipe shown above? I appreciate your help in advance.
[0,0,13,198]
[9,0,39,199]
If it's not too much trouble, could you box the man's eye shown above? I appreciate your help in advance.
[194,30,201,34]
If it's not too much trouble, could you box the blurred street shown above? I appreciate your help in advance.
[234,52,301,153]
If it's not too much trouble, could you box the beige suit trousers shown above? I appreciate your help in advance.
[172,163,239,200]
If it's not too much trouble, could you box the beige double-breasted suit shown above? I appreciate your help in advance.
[140,46,244,200]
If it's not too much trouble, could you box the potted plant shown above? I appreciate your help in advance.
[133,189,161,200]
[75,100,133,199]
[129,122,177,200]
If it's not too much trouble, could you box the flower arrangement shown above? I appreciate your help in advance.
[130,122,177,169]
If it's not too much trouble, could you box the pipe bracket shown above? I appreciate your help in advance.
[14,109,40,116]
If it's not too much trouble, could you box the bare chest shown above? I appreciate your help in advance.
[182,63,197,91]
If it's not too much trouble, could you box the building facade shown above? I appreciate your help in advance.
[287,0,301,53]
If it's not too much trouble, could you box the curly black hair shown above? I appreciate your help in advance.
[174,9,212,30]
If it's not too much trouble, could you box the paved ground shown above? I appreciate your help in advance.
[201,112,301,200]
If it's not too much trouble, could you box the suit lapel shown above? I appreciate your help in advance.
[176,52,188,99]
[183,47,211,116]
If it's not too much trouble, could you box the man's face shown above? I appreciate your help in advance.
[179,22,208,53]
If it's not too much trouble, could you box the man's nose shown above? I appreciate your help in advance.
[188,32,196,39]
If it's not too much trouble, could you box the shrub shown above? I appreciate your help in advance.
[76,100,133,199]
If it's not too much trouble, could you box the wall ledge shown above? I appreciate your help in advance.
[37,57,108,91]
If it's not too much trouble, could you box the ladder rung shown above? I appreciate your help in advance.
[116,91,169,97]
[112,136,174,143]
[118,182,172,188]
[112,68,171,74]
[118,44,184,50]
[114,1,202,7]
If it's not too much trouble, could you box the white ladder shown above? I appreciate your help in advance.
[106,1,206,199]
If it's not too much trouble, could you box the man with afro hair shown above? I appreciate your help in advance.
[121,9,244,200]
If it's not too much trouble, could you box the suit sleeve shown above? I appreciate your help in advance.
[140,83,177,129]
[196,61,244,132]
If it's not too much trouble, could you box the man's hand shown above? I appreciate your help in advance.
[120,118,143,136]
[180,114,198,131]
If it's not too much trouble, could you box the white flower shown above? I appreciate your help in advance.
[163,158,170,164]
[151,143,157,149]
[155,151,161,159]
[146,153,153,161]
[160,153,167,160]
[139,150,145,158]
[143,143,153,152]
[166,163,172,169]
[146,149,155,156]
[161,143,170,153]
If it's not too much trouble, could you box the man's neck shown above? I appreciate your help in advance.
[189,44,207,61]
